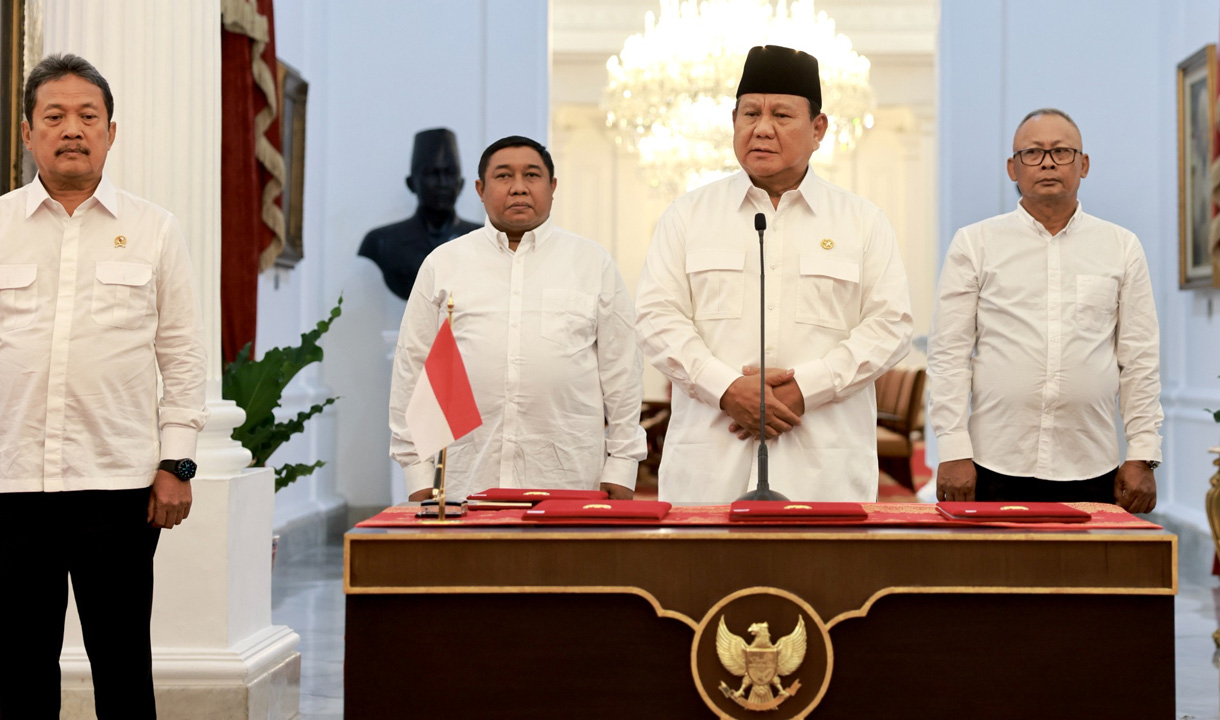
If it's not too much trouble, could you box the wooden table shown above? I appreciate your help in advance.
[345,519,1176,719]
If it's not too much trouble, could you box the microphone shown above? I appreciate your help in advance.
[737,212,788,502]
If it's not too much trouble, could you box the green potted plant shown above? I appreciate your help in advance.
[222,297,342,491]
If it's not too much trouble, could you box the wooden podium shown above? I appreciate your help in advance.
[345,518,1175,719]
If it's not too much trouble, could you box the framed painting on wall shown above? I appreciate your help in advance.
[275,60,308,269]
[1,0,24,195]
[1177,43,1216,289]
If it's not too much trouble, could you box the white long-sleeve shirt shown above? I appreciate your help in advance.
[927,202,1163,480]
[0,175,208,493]
[389,216,647,500]
[635,170,913,503]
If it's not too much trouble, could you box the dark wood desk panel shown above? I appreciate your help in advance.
[345,524,1175,719]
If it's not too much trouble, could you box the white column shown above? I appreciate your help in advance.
[40,1,299,718]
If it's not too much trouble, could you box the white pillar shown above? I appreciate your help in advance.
[40,1,299,718]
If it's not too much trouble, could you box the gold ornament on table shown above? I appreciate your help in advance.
[604,0,876,197]
[716,615,807,711]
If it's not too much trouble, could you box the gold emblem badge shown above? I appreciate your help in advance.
[784,504,812,510]
[1000,505,1029,511]
[524,491,550,496]
[583,504,612,510]
[114,235,127,248]
[820,238,834,250]
[716,616,807,711]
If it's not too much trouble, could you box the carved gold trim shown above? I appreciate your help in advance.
[826,584,1177,630]
[342,578,697,630]
[691,587,832,720]
[348,528,1173,542]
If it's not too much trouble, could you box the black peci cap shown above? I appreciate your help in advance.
[735,45,821,113]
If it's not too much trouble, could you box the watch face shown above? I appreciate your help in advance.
[177,459,197,480]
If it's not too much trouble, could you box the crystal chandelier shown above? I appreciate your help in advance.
[604,0,876,196]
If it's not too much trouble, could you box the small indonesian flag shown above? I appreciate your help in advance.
[405,321,482,459]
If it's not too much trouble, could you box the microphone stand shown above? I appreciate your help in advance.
[737,212,788,502]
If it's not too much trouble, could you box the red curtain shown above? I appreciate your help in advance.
[220,0,283,365]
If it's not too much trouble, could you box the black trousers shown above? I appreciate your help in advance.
[0,488,160,720]
[973,463,1119,504]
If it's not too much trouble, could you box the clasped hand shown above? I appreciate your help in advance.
[722,366,804,440]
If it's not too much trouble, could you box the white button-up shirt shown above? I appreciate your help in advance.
[927,202,1163,480]
[390,217,647,500]
[635,170,913,503]
[0,175,208,493]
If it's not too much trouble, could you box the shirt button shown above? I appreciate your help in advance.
[768,304,775,310]
[513,290,520,296]
[511,320,519,327]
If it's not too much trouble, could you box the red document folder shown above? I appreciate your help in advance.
[729,501,868,521]
[936,502,1092,523]
[524,500,672,520]
[466,488,609,504]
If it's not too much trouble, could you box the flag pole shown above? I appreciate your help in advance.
[435,294,455,521]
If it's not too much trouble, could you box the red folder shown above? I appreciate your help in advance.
[466,488,609,504]
[936,502,1091,523]
[524,500,672,521]
[729,501,868,521]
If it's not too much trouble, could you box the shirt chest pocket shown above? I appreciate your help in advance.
[540,288,596,351]
[686,250,745,320]
[0,264,38,331]
[1076,274,1118,332]
[92,261,154,330]
[796,255,860,331]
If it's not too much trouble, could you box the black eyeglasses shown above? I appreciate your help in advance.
[1013,147,1081,166]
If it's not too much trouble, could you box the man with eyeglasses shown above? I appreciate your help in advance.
[927,108,1162,512]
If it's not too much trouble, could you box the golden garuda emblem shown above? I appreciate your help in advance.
[716,615,806,711]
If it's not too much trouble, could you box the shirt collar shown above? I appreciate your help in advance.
[732,166,818,215]
[1015,199,1084,235]
[481,214,554,252]
[24,173,118,219]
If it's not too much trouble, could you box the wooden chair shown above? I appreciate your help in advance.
[875,366,927,491]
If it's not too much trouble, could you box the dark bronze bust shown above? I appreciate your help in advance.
[359,128,481,300]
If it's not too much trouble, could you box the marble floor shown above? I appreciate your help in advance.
[272,538,1220,719]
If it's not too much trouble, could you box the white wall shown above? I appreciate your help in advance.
[263,0,551,517]
[938,0,1220,530]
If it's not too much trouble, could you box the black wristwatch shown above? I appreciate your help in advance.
[159,458,197,481]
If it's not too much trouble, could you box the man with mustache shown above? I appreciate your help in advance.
[927,108,1162,512]
[0,54,207,718]
[390,136,646,501]
[635,45,914,502]
[359,128,481,300]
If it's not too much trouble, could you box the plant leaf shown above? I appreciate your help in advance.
[222,296,343,487]
[274,460,326,492]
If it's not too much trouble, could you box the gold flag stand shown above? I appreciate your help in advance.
[416,294,468,520]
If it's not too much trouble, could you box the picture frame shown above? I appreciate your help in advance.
[1,0,24,195]
[275,60,308,269]
[1177,43,1216,289]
